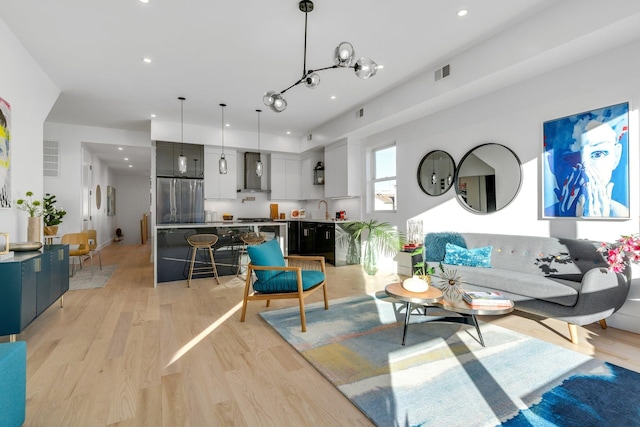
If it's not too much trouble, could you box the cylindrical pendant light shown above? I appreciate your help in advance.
[219,103,227,174]
[255,109,263,177]
[177,97,187,174]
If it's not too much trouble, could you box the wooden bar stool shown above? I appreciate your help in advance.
[186,234,220,287]
[236,232,266,278]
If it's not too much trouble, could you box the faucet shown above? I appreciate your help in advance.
[318,199,329,220]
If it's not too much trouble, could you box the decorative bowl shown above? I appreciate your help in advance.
[402,275,429,293]
[222,214,233,221]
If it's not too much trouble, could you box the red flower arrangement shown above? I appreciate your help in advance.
[598,234,640,273]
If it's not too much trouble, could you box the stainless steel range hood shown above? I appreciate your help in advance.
[240,152,269,193]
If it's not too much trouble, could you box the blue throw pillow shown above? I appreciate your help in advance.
[424,232,466,262]
[443,243,492,268]
[247,239,285,282]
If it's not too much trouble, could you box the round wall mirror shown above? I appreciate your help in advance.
[95,184,102,209]
[455,143,522,214]
[417,150,455,196]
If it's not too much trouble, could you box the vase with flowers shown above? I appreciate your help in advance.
[16,191,42,242]
[43,193,66,236]
[598,234,640,273]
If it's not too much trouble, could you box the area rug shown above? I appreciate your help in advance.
[260,294,640,427]
[69,265,117,290]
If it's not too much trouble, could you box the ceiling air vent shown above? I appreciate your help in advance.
[307,133,313,141]
[434,64,451,81]
[356,107,365,118]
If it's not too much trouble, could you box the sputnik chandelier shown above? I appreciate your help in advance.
[263,0,379,113]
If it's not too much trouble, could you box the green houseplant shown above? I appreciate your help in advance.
[16,191,42,242]
[42,193,66,235]
[343,219,404,275]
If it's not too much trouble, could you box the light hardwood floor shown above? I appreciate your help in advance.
[4,242,639,426]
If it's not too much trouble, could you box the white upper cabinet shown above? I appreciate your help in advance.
[204,146,237,199]
[324,140,360,198]
[269,154,301,200]
[300,152,324,200]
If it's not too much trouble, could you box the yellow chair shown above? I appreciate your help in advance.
[86,229,102,270]
[240,239,328,332]
[61,232,92,277]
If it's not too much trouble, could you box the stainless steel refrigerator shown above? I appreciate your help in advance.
[156,177,204,224]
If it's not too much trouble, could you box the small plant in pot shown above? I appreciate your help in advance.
[43,193,66,235]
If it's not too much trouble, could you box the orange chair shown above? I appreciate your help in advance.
[61,232,92,277]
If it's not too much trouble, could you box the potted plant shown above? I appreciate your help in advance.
[42,193,66,235]
[343,219,404,275]
[16,191,42,242]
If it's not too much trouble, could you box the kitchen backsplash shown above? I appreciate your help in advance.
[204,193,361,221]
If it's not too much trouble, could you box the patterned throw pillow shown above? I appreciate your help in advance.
[423,232,466,262]
[444,243,492,268]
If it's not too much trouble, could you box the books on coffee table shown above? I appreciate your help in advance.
[462,291,512,307]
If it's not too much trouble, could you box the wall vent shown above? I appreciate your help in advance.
[307,133,313,141]
[434,64,451,81]
[356,107,365,118]
[43,140,59,177]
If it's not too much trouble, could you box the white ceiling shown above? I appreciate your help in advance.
[0,0,558,176]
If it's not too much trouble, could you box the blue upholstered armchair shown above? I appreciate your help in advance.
[240,239,328,332]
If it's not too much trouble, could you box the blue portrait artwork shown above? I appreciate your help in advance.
[543,102,629,218]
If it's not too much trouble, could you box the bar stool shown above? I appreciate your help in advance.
[186,234,220,287]
[236,232,266,278]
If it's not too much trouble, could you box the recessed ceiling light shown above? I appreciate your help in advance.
[129,165,133,168]
[124,157,129,161]
[457,9,468,17]
[118,147,124,151]
[225,123,230,127]
[330,95,336,100]
[150,114,156,118]
[286,131,291,135]
[139,0,149,4]
[142,57,152,63]
[377,64,384,69]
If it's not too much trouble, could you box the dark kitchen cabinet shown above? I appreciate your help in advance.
[289,221,359,266]
[287,220,299,254]
[315,223,335,265]
[299,222,316,255]
[0,245,69,340]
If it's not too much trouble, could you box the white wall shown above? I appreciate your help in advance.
[43,122,152,247]
[115,175,150,245]
[0,17,59,241]
[360,38,640,333]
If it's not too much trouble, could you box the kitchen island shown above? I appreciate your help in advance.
[154,221,286,286]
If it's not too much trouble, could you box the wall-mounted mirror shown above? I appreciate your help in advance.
[96,184,102,209]
[417,150,455,196]
[455,143,522,214]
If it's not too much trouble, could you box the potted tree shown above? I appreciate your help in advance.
[343,219,404,275]
[43,193,66,236]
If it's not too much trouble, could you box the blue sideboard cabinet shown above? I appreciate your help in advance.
[0,244,69,341]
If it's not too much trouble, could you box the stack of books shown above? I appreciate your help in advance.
[462,291,512,307]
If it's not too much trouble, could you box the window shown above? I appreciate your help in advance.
[373,144,396,211]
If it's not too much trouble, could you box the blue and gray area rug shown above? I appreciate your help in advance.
[260,294,640,427]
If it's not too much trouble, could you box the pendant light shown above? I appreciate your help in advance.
[263,0,379,113]
[219,103,227,174]
[177,97,187,174]
[255,109,263,177]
